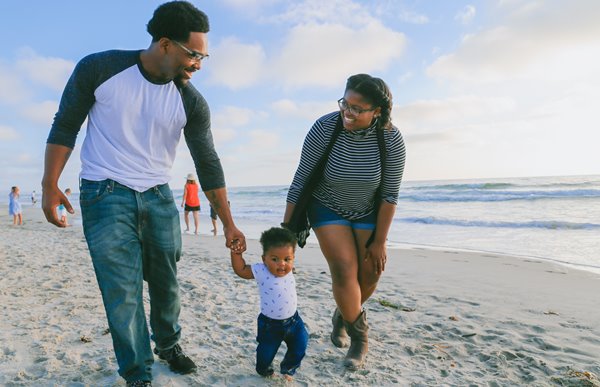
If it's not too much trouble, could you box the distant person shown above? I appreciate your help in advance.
[209,200,229,236]
[57,188,72,226]
[41,1,246,385]
[31,190,37,206]
[209,203,218,235]
[283,74,406,369]
[230,227,308,382]
[9,186,23,225]
[181,173,200,234]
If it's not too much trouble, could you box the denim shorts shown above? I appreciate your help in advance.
[307,198,376,230]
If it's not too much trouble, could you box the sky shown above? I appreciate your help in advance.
[1,0,599,193]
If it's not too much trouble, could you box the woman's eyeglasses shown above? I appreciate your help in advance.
[337,98,375,115]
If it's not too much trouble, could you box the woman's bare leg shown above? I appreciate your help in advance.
[313,225,362,323]
[192,211,199,234]
[183,210,190,231]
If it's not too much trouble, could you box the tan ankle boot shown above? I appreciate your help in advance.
[331,308,350,348]
[343,310,369,369]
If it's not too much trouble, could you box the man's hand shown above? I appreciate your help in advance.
[42,186,74,228]
[224,225,246,253]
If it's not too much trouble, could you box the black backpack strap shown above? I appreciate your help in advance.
[287,115,343,247]
[366,127,387,247]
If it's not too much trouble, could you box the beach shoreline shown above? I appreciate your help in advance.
[1,207,599,385]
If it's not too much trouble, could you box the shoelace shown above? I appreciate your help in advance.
[171,344,184,358]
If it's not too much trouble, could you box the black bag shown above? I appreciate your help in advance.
[286,117,343,247]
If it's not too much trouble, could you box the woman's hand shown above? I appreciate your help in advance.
[365,240,387,275]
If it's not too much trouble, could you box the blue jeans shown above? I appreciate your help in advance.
[256,311,309,376]
[80,179,182,382]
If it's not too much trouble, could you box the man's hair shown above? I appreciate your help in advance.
[147,1,210,42]
[260,227,297,254]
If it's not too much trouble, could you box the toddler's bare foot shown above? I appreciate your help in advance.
[282,374,293,382]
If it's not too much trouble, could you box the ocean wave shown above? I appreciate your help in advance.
[400,189,600,202]
[229,187,289,197]
[409,179,600,192]
[400,217,600,230]
[411,182,515,190]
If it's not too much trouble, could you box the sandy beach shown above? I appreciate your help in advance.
[1,206,599,386]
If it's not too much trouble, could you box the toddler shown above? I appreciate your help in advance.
[230,227,308,381]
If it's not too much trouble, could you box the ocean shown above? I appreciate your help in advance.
[9,174,600,274]
[220,174,600,275]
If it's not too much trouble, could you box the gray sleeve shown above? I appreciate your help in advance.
[181,84,225,192]
[46,54,97,148]
[46,50,140,149]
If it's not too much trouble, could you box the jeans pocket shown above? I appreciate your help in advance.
[154,184,174,201]
[79,179,110,207]
[257,316,272,341]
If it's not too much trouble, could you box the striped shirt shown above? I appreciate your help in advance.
[287,111,406,220]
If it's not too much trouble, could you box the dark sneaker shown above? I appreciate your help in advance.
[154,344,197,374]
[126,381,151,387]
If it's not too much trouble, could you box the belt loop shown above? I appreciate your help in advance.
[107,179,114,193]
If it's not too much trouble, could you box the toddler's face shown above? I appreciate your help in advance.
[262,245,295,277]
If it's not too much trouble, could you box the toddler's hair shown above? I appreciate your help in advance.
[260,227,297,254]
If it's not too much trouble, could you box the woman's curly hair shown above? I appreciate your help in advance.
[345,74,393,130]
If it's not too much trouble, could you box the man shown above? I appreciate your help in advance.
[41,2,246,386]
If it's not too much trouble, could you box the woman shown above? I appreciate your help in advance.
[283,74,406,368]
[181,173,200,234]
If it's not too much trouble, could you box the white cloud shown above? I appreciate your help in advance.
[270,99,335,120]
[16,47,74,91]
[0,64,30,104]
[427,2,600,83]
[210,1,408,90]
[208,37,266,89]
[272,21,407,88]
[213,106,255,128]
[220,0,281,14]
[20,100,58,125]
[0,124,19,140]
[17,152,33,163]
[396,95,516,133]
[246,129,280,149]
[455,5,476,25]
[372,2,429,25]
[398,72,413,84]
[210,106,264,145]
[264,0,370,25]
[212,127,237,145]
